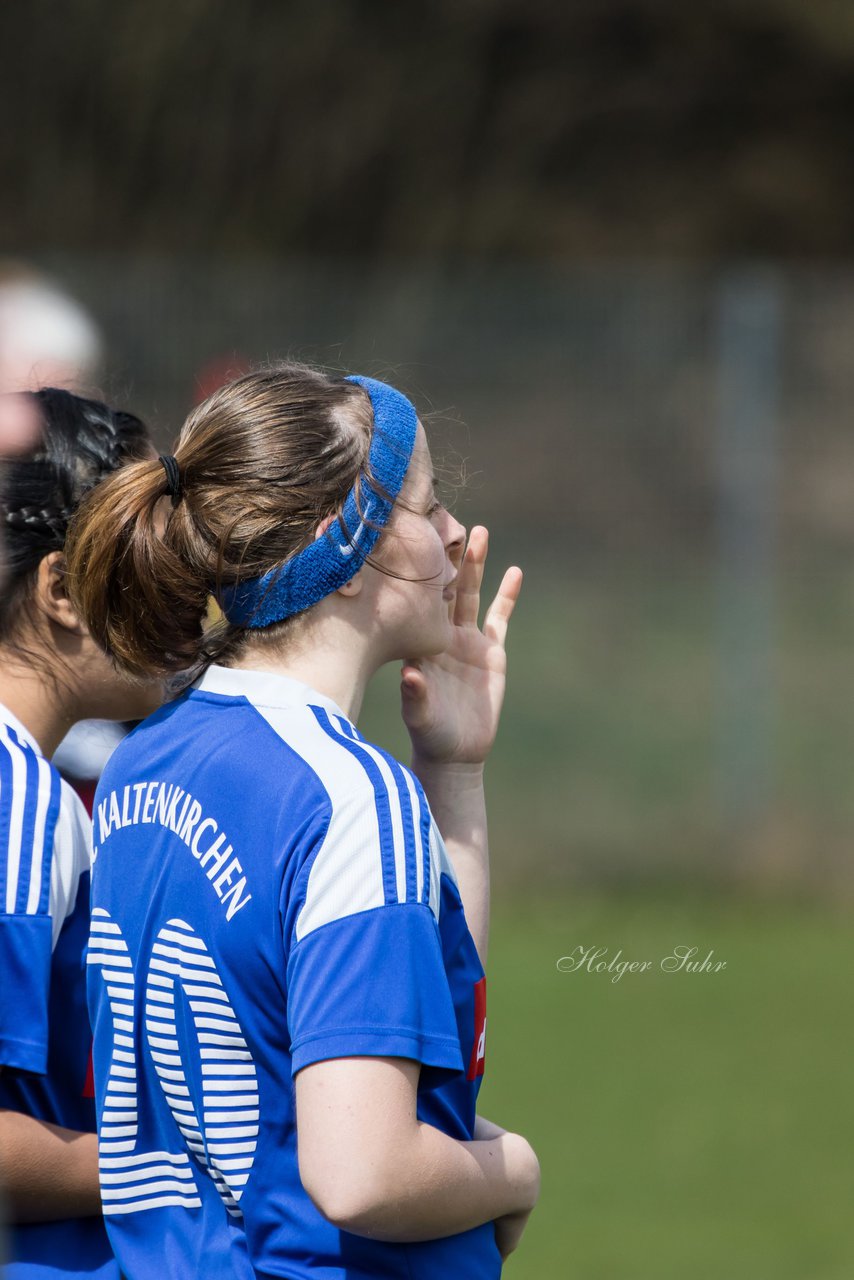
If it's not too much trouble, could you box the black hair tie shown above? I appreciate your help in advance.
[158,454,181,506]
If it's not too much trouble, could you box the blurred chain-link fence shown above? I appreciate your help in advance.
[27,254,854,897]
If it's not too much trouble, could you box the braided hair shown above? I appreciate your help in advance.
[0,387,150,639]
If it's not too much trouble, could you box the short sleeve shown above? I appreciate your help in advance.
[0,731,62,1073]
[287,903,464,1080]
[284,755,464,1085]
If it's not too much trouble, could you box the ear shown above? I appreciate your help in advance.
[336,576,363,598]
[35,551,88,636]
[315,512,364,599]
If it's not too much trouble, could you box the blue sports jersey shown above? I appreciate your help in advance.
[0,706,118,1279]
[87,665,501,1279]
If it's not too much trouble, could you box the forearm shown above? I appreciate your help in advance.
[0,1109,102,1221]
[411,759,490,969]
[339,1123,535,1242]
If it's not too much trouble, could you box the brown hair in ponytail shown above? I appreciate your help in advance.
[65,363,403,679]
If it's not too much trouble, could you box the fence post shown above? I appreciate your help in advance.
[715,268,782,834]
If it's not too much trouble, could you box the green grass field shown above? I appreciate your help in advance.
[478,889,853,1280]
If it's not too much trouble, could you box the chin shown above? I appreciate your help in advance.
[381,600,452,661]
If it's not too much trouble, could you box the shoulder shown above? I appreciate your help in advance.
[281,712,445,944]
[249,701,415,813]
[0,722,63,917]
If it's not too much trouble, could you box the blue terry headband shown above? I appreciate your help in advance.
[218,375,418,628]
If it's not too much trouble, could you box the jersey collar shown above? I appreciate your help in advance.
[0,699,45,757]
[192,664,349,721]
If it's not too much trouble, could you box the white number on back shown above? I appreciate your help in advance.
[88,908,258,1217]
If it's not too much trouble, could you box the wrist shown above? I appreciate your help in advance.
[410,757,486,785]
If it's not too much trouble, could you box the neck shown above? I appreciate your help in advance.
[228,616,380,723]
[0,650,79,757]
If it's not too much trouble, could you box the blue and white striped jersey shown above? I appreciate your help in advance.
[88,665,500,1280]
[0,704,118,1279]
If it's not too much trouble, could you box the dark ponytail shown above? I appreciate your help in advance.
[0,387,150,640]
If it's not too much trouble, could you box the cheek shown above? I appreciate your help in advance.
[383,517,444,578]
[422,523,448,572]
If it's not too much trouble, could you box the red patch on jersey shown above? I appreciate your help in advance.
[82,1044,95,1098]
[466,976,487,1080]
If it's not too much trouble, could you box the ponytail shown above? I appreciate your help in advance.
[65,459,211,678]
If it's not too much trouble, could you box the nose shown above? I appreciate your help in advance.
[445,511,466,570]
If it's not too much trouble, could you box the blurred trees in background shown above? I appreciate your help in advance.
[3,0,854,259]
[5,0,854,891]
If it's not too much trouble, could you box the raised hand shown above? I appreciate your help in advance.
[400,525,522,766]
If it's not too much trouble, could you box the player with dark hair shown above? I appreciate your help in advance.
[0,388,161,1279]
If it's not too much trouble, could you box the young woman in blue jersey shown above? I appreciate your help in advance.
[65,365,541,1279]
[0,388,161,1279]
